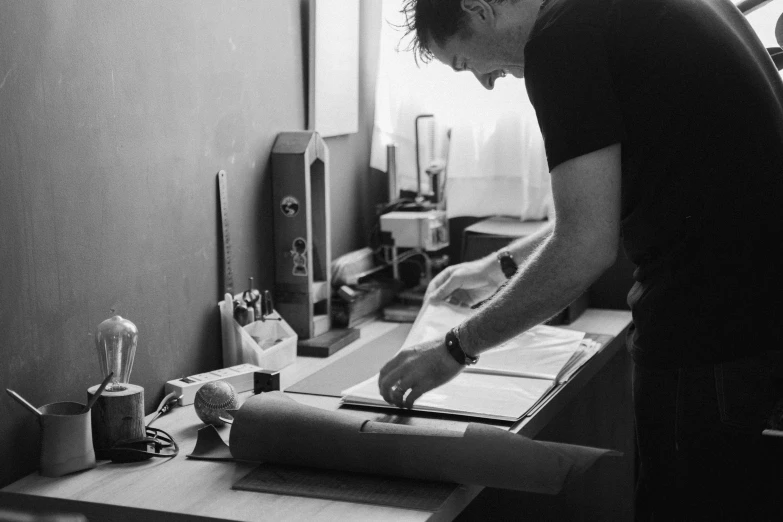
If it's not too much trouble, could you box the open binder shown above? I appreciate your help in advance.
[340,302,602,421]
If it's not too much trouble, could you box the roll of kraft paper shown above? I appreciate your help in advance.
[218,392,616,494]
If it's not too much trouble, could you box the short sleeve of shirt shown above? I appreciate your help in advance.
[525,24,625,171]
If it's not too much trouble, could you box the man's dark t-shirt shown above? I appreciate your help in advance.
[524,0,783,367]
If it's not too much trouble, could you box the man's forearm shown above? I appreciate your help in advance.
[481,220,554,284]
[460,229,608,355]
[506,220,554,260]
[460,143,622,356]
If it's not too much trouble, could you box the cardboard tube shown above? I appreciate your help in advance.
[228,392,615,494]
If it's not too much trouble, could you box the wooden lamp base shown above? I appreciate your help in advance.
[87,383,145,451]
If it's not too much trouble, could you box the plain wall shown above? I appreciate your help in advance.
[0,0,383,487]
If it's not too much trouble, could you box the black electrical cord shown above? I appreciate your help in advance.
[146,391,180,427]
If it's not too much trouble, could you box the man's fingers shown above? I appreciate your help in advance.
[378,356,409,405]
[392,385,408,408]
[428,274,460,302]
[379,375,398,405]
[403,385,427,409]
[378,351,405,384]
[381,375,408,408]
[428,266,452,288]
[388,372,420,408]
[379,365,404,395]
[377,338,452,408]
[382,369,424,408]
[377,370,394,404]
[425,268,455,301]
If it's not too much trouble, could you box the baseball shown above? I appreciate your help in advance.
[194,381,238,426]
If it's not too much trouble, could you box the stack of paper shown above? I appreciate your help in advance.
[471,325,595,383]
[340,302,600,422]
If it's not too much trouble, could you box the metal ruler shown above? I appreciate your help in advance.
[217,169,234,296]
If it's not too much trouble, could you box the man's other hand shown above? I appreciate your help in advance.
[425,256,502,305]
[377,338,464,408]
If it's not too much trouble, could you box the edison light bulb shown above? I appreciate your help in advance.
[94,315,138,392]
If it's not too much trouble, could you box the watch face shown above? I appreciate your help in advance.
[498,251,518,278]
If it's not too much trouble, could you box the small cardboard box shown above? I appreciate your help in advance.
[219,293,297,370]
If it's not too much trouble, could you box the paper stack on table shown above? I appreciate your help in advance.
[472,325,602,383]
[341,302,600,422]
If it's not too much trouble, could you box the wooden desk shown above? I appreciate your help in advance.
[2,309,632,522]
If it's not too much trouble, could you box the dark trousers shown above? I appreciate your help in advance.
[633,353,783,521]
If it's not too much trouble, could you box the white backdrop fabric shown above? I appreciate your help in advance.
[369,0,554,220]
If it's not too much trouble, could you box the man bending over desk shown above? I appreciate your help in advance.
[377,0,783,519]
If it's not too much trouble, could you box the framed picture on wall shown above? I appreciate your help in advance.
[308,0,359,137]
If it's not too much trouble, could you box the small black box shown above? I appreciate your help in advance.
[254,370,280,394]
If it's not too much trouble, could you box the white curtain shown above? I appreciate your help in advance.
[370,0,553,220]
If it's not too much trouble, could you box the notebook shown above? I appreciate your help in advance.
[340,302,601,422]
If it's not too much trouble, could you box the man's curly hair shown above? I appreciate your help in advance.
[400,0,472,64]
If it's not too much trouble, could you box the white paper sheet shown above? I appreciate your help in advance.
[471,325,585,381]
[405,301,587,380]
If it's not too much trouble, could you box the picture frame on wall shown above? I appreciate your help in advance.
[308,0,359,137]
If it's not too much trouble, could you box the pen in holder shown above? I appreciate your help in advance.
[233,299,254,326]
[233,287,281,325]
[219,292,297,370]
[243,277,262,320]
[260,290,281,322]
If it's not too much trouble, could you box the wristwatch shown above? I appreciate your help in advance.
[445,327,479,366]
[497,250,518,279]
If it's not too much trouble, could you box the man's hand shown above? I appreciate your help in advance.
[377,338,464,408]
[425,256,503,305]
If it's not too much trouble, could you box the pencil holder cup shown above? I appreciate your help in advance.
[38,401,96,477]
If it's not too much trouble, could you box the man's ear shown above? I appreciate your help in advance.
[460,0,494,22]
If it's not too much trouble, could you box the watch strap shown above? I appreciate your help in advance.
[445,327,479,366]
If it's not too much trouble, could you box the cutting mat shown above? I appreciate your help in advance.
[285,323,412,397]
[233,462,455,511]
